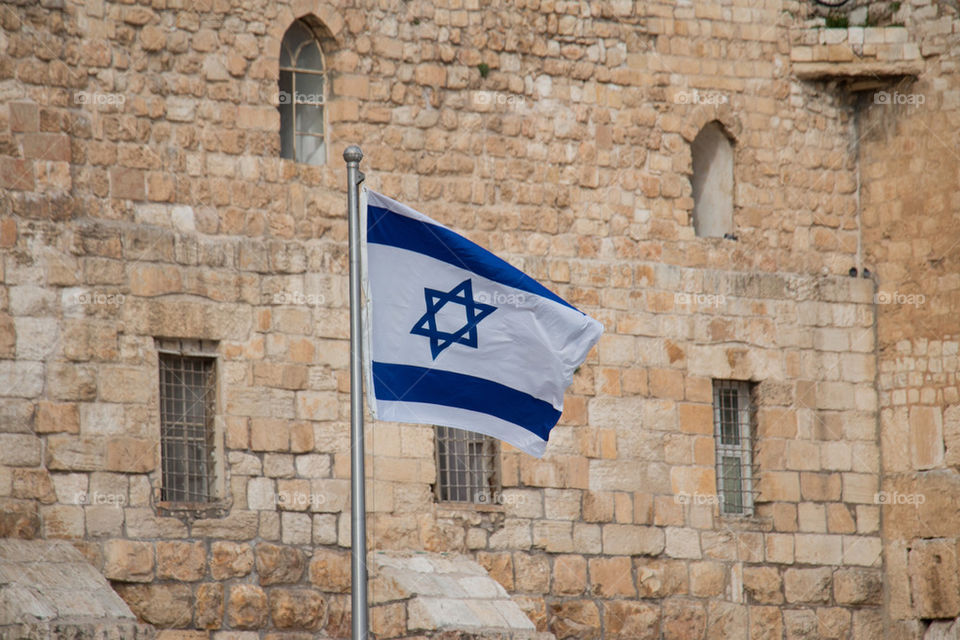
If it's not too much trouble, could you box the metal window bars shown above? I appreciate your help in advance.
[435,426,501,504]
[159,350,216,503]
[713,380,756,516]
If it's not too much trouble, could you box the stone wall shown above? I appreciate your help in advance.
[2,0,946,637]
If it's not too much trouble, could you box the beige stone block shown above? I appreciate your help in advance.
[758,471,800,502]
[664,527,701,559]
[515,552,550,593]
[114,583,192,628]
[602,524,664,556]
[270,588,325,630]
[784,567,831,603]
[842,473,877,504]
[765,533,794,564]
[909,405,944,470]
[256,543,305,585]
[588,556,635,597]
[552,554,586,595]
[826,503,856,534]
[210,541,254,580]
[157,541,207,581]
[689,561,725,597]
[743,566,783,604]
[797,503,826,533]
[604,600,659,639]
[573,523,602,554]
[104,539,154,582]
[228,584,268,629]
[549,600,600,640]
[250,418,289,452]
[909,539,960,618]
[843,535,882,567]
[834,568,882,605]
[795,534,842,565]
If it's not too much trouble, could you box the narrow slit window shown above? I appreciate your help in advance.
[713,379,755,516]
[159,347,217,503]
[435,426,501,504]
[278,19,326,166]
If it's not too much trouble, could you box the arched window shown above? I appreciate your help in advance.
[690,121,734,238]
[279,19,326,166]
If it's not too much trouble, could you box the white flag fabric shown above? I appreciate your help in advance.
[362,190,604,457]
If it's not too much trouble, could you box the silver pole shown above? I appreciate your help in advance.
[344,145,367,640]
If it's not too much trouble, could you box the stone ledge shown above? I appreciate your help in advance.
[0,539,155,639]
[370,551,555,639]
[793,60,924,80]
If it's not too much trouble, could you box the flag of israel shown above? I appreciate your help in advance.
[362,190,604,458]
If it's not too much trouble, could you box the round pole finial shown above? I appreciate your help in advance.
[343,145,363,163]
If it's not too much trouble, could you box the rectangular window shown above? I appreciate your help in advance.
[435,426,500,504]
[713,379,755,516]
[158,340,218,503]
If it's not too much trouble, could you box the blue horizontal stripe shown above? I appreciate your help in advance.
[367,204,576,312]
[371,362,561,441]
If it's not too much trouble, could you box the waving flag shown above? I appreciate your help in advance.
[362,190,604,457]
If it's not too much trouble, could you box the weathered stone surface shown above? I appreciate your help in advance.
[549,600,600,640]
[156,541,207,582]
[210,541,254,580]
[268,588,325,629]
[909,539,960,619]
[308,548,351,592]
[603,600,659,639]
[743,566,783,604]
[103,539,154,582]
[227,584,268,629]
[784,567,832,604]
[255,543,305,586]
[834,568,882,605]
[662,598,706,640]
[115,583,193,628]
[194,582,224,630]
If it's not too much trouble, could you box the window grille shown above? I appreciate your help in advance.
[435,426,500,504]
[159,344,217,503]
[713,379,756,516]
[278,19,326,166]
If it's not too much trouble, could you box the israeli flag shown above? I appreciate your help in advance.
[362,190,604,458]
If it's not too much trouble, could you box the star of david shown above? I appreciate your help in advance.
[410,278,497,359]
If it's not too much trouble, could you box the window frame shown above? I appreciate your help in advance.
[434,426,502,506]
[712,379,756,517]
[278,19,327,166]
[155,338,226,513]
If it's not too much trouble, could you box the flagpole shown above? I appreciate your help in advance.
[344,145,368,640]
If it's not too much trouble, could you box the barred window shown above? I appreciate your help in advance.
[278,19,326,166]
[713,379,755,516]
[435,426,500,504]
[158,340,218,503]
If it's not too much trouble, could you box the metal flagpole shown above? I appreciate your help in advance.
[344,145,368,640]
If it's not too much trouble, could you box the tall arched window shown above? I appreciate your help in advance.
[690,121,734,238]
[279,20,326,166]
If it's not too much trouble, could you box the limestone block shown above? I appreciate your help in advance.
[103,539,154,582]
[210,541,254,580]
[909,539,960,619]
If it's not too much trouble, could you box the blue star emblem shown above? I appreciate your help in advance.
[410,279,497,359]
